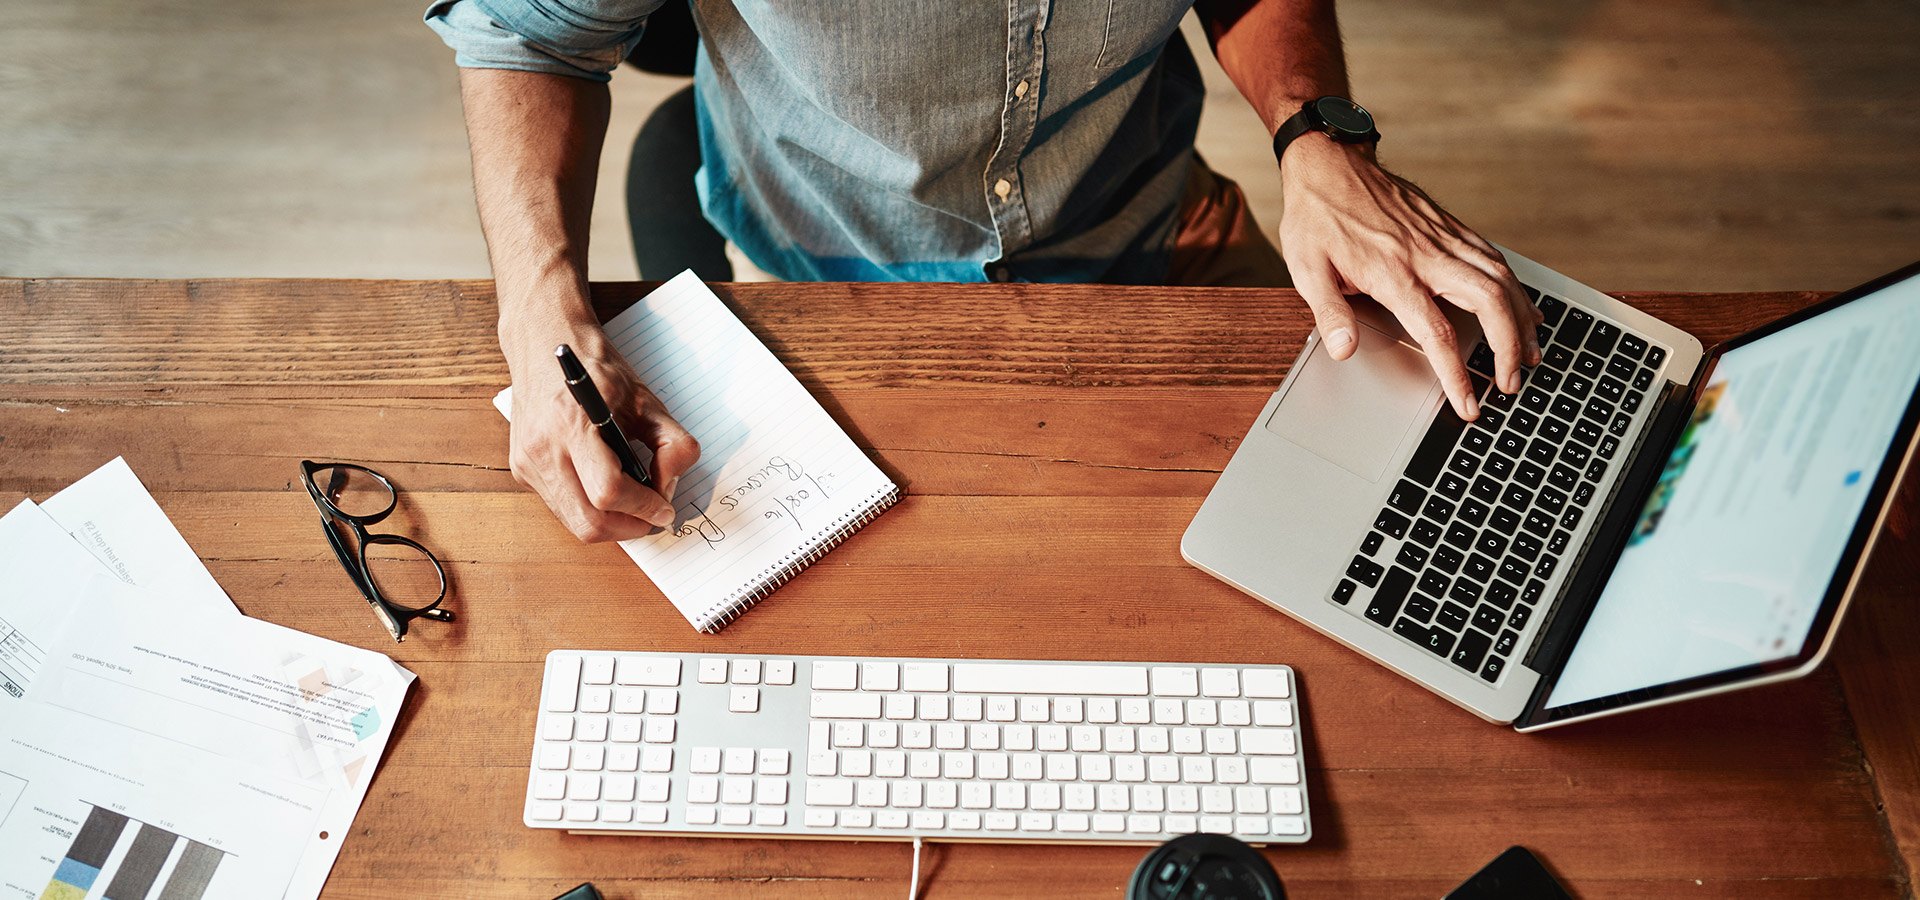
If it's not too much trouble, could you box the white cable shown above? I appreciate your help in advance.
[908,835,924,900]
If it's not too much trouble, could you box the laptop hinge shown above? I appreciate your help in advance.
[1521,376,1696,677]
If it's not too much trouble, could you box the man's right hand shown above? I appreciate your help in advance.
[503,320,701,544]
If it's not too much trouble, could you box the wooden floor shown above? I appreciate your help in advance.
[0,1,1914,289]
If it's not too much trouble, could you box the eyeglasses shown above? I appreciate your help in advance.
[300,461,453,642]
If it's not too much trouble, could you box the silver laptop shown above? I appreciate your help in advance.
[1184,249,1920,730]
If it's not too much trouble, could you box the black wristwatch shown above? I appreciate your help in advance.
[1272,96,1379,164]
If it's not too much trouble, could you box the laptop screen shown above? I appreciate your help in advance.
[1542,271,1920,712]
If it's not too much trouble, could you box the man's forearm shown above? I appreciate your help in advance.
[456,67,612,365]
[1194,0,1350,136]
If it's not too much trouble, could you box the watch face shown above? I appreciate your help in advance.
[1313,96,1374,136]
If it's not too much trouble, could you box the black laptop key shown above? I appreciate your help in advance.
[1583,397,1613,424]
[1596,376,1626,403]
[1525,439,1556,466]
[1387,480,1427,516]
[1480,656,1505,683]
[1331,579,1356,605]
[1585,321,1620,356]
[1620,392,1641,415]
[1535,554,1559,580]
[1547,464,1579,492]
[1471,605,1505,634]
[1422,495,1457,522]
[1436,472,1469,501]
[1477,408,1506,432]
[1494,432,1526,457]
[1498,557,1529,585]
[1586,459,1608,482]
[1524,509,1555,536]
[1449,578,1483,606]
[1598,435,1621,459]
[1404,592,1439,623]
[1537,487,1567,515]
[1531,369,1563,395]
[1365,566,1415,625]
[1520,579,1544,606]
[1461,428,1494,456]
[1404,404,1469,486]
[1436,601,1471,632]
[1374,509,1410,539]
[1450,628,1492,672]
[1361,531,1385,555]
[1485,580,1518,610]
[1537,293,1565,325]
[1538,416,1570,444]
[1514,461,1545,489]
[1610,412,1632,437]
[1645,344,1667,368]
[1489,507,1521,535]
[1618,333,1647,360]
[1396,542,1431,570]
[1560,443,1591,470]
[1604,354,1636,381]
[1393,616,1428,644]
[1494,630,1518,656]
[1511,532,1543,561]
[1557,309,1593,347]
[1549,396,1581,421]
[1536,323,1553,348]
[1433,544,1464,574]
[1542,345,1573,371]
[1510,408,1540,436]
[1632,367,1654,391]
[1483,453,1515,481]
[1508,605,1532,630]
[1410,517,1444,548]
[1572,482,1596,508]
[1563,372,1593,399]
[1422,628,1456,657]
[1519,387,1550,414]
[1464,552,1497,582]
[1547,530,1570,555]
[1560,506,1583,530]
[1470,476,1502,504]
[1444,522,1477,550]
[1500,483,1534,512]
[1487,389,1516,410]
[1446,449,1480,479]
[1572,352,1604,380]
[1458,498,1490,527]
[1475,531,1507,559]
[1419,569,1450,597]
[1467,342,1496,376]
[1347,555,1384,587]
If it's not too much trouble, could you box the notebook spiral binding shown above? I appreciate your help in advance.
[694,483,902,632]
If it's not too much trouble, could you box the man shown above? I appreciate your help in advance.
[425,0,1541,543]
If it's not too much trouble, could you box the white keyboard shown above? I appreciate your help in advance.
[525,651,1312,845]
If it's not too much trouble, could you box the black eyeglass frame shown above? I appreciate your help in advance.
[299,460,452,642]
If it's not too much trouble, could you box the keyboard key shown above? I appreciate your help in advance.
[812,661,858,690]
[1560,442,1591,468]
[1547,464,1579,492]
[1330,579,1356,605]
[1529,367,1561,393]
[1471,606,1505,633]
[1537,293,1565,324]
[1444,522,1476,550]
[1611,412,1633,437]
[1582,397,1613,424]
[1550,396,1580,421]
[1485,580,1517,610]
[1395,543,1430,570]
[1481,656,1505,683]
[1509,605,1532,629]
[1632,368,1654,391]
[1418,569,1450,597]
[1458,499,1491,527]
[1586,321,1620,356]
[1404,593,1438,623]
[1462,428,1494,455]
[1449,577,1482,607]
[1500,483,1534,512]
[1563,372,1593,399]
[954,663,1152,696]
[1618,333,1647,359]
[1511,533,1542,561]
[1433,545,1464,574]
[1595,377,1625,403]
[1605,355,1636,381]
[1538,416,1569,444]
[1450,629,1492,672]
[1572,352,1603,380]
[544,657,582,712]
[1365,567,1415,626]
[1571,419,1603,447]
[1494,630,1518,656]
[1474,531,1507,559]
[1436,472,1469,501]
[1463,553,1496,582]
[1646,344,1667,367]
[1373,509,1410,540]
[1405,404,1470,486]
[1483,453,1514,481]
[1498,558,1529,584]
[1488,507,1520,535]
[1360,531,1384,556]
[1557,309,1593,347]
[812,693,883,719]
[1242,670,1291,698]
[1519,387,1550,413]
[1470,476,1502,503]
[1436,602,1471,632]
[1524,439,1556,466]
[1446,451,1480,479]
[1547,530,1570,555]
[1542,345,1573,370]
[1586,459,1608,482]
[1521,580,1544,606]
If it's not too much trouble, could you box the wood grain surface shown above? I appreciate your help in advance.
[1,279,1914,899]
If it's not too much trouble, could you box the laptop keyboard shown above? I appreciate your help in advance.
[1329,288,1671,684]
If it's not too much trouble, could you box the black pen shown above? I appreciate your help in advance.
[555,344,654,488]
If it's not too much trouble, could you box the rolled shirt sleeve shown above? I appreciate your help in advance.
[424,0,662,82]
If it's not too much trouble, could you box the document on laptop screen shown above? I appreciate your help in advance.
[1547,274,1920,709]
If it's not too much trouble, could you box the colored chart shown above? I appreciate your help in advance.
[38,804,228,900]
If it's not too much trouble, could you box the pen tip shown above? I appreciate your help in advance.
[555,344,571,358]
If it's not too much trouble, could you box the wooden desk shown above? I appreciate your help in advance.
[2,279,1916,898]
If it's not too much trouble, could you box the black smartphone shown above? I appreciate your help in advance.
[1444,847,1571,900]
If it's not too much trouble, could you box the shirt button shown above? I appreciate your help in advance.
[993,179,1012,200]
[1014,80,1029,99]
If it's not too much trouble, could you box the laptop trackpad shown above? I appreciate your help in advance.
[1265,324,1439,482]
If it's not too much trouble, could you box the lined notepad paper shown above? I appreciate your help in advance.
[495,271,898,631]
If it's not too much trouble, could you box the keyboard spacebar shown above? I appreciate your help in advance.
[951,664,1150,695]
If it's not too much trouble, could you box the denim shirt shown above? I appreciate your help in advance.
[426,0,1203,283]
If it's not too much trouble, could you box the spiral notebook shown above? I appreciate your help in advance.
[494,271,898,632]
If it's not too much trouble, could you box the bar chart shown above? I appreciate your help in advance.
[38,804,228,900]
